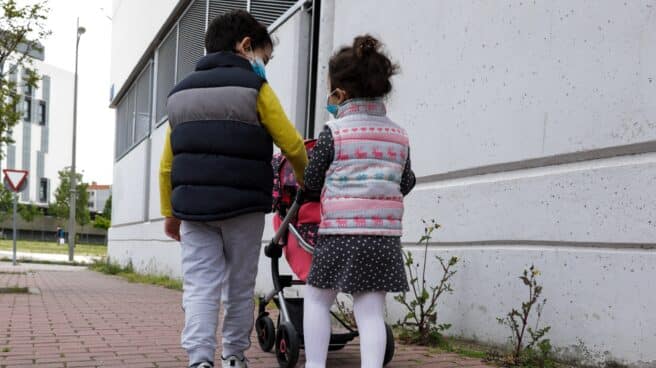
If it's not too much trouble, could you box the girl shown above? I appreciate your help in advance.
[303,35,416,368]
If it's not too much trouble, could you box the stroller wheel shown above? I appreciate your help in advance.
[383,324,395,366]
[275,322,299,368]
[255,315,275,352]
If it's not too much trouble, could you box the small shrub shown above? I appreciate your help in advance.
[493,265,555,367]
[394,219,459,346]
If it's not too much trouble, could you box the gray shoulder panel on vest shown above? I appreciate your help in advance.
[167,86,259,128]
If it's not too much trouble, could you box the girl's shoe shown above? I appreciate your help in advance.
[221,355,248,368]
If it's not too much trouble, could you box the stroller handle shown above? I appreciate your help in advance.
[264,189,306,258]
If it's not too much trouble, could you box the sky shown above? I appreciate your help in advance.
[36,0,115,184]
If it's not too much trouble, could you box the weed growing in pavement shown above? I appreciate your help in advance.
[394,219,459,346]
[488,265,555,368]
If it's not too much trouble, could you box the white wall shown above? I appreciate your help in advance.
[110,0,178,92]
[325,0,656,365]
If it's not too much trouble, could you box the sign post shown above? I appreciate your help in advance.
[3,169,29,266]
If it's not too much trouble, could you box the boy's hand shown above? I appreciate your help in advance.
[164,217,181,241]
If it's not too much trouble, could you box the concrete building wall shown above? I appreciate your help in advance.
[108,0,656,365]
[320,0,655,364]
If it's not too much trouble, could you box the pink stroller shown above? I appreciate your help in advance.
[255,140,396,368]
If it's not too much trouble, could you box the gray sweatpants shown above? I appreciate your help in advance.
[180,212,265,365]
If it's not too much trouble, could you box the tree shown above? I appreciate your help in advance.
[0,187,13,224]
[50,168,90,226]
[0,0,51,157]
[18,202,41,222]
[102,195,111,220]
[93,195,112,230]
[93,215,110,230]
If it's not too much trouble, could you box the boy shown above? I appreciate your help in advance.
[159,10,307,368]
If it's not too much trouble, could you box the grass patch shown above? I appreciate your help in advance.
[1,346,9,353]
[0,271,26,275]
[424,336,490,360]
[0,240,106,257]
[0,257,89,266]
[90,258,182,291]
[0,286,29,294]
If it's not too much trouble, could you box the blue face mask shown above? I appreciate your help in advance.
[326,90,339,118]
[247,48,267,79]
[250,58,266,79]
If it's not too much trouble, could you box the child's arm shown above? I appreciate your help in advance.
[257,83,308,185]
[304,126,334,198]
[159,126,174,218]
[400,150,416,196]
[159,126,181,241]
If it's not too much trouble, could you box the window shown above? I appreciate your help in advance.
[38,100,47,125]
[115,92,130,159]
[134,64,153,142]
[250,0,298,26]
[155,27,177,123]
[208,0,246,21]
[23,97,32,121]
[115,63,153,159]
[177,0,207,82]
[23,83,33,96]
[39,178,49,203]
[113,0,299,159]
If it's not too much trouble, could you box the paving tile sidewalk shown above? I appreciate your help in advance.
[0,262,492,368]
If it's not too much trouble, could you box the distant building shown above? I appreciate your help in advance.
[87,182,111,214]
[0,49,74,207]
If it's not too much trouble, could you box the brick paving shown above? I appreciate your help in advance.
[0,262,492,368]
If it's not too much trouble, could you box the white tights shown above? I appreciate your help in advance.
[303,286,387,368]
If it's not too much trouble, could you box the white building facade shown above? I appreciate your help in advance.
[1,58,74,207]
[108,1,656,365]
[87,182,111,214]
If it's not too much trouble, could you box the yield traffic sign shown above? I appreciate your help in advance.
[3,169,29,192]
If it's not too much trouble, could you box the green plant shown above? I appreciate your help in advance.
[49,168,90,226]
[93,215,110,230]
[102,195,112,220]
[90,257,182,291]
[18,202,41,222]
[495,265,554,367]
[394,219,459,346]
[0,286,28,294]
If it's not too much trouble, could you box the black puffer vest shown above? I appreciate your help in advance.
[167,52,273,221]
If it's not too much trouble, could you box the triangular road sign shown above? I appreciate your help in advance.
[3,169,29,192]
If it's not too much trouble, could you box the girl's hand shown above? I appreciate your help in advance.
[164,217,181,241]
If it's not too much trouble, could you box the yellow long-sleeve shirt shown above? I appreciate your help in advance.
[159,83,307,217]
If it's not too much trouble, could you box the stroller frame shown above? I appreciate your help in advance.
[256,191,395,368]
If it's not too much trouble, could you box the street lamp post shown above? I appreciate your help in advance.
[68,18,85,262]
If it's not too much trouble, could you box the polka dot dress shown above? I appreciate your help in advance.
[308,235,409,293]
[303,126,415,294]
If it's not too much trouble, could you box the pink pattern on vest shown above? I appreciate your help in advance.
[319,99,409,236]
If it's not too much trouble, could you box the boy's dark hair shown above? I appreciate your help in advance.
[205,10,272,53]
[329,35,398,98]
